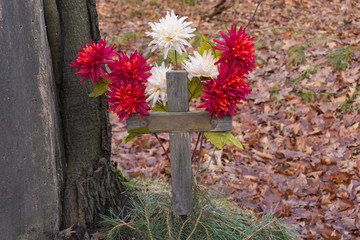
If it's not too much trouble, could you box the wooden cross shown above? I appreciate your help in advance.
[126,71,232,215]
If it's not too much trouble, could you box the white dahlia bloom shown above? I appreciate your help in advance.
[145,62,172,108]
[145,10,196,59]
[183,50,219,79]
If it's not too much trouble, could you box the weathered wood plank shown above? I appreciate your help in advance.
[167,71,189,112]
[167,71,192,215]
[0,1,62,238]
[126,111,232,133]
[169,132,192,215]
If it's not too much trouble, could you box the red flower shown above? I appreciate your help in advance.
[198,79,232,118]
[212,25,255,75]
[70,37,116,83]
[198,63,251,118]
[218,62,252,102]
[107,50,152,85]
[105,82,150,122]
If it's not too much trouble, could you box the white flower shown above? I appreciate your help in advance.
[146,10,196,59]
[183,50,219,79]
[145,62,172,108]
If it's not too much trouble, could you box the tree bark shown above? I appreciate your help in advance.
[0,0,125,239]
[45,0,124,232]
[0,1,64,239]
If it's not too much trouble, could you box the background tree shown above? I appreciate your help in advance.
[0,0,124,239]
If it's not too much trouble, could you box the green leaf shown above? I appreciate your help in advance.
[167,48,188,65]
[220,132,232,146]
[114,141,122,153]
[198,41,212,56]
[198,35,221,58]
[188,78,204,101]
[191,32,202,47]
[204,132,223,149]
[204,131,244,150]
[89,77,110,97]
[224,132,244,149]
[124,126,149,144]
[124,134,138,144]
[214,49,222,58]
[202,34,214,46]
[115,126,150,151]
[129,126,149,134]
[156,50,170,66]
[151,101,168,111]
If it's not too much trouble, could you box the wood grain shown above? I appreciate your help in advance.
[167,71,189,112]
[0,1,62,238]
[167,71,192,215]
[127,111,232,133]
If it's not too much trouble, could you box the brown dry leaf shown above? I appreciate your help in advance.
[355,214,360,230]
[252,149,273,160]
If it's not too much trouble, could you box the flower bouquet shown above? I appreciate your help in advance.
[70,10,255,150]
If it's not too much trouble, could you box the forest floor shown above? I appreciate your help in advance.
[95,0,360,238]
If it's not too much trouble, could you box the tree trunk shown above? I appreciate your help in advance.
[0,1,64,239]
[0,0,125,239]
[45,0,125,233]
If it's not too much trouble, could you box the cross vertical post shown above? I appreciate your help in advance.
[166,71,192,216]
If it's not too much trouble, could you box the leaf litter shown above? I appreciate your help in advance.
[97,0,360,238]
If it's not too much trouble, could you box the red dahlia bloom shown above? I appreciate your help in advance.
[198,63,251,118]
[105,82,150,122]
[217,62,252,102]
[107,50,152,85]
[224,72,252,102]
[212,25,255,75]
[198,79,238,118]
[70,37,116,83]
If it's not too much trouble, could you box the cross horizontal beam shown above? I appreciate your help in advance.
[126,111,232,133]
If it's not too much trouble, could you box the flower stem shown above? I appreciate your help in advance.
[175,51,178,70]
[195,132,204,180]
[245,0,264,29]
[101,65,109,74]
[153,133,171,162]
[155,101,167,111]
[188,78,202,102]
[191,132,202,162]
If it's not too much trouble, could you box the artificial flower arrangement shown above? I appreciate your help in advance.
[70,10,255,149]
